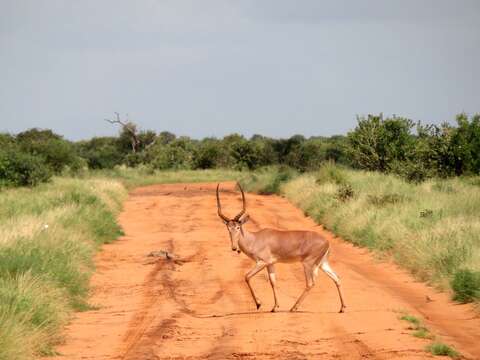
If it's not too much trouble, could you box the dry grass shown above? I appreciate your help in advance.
[245,164,480,303]
[0,177,127,360]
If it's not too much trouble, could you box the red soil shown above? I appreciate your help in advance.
[48,182,480,359]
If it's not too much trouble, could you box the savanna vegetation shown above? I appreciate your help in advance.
[0,178,126,359]
[241,163,480,305]
[1,112,480,359]
[399,313,459,358]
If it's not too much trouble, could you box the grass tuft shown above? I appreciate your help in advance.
[400,314,421,328]
[451,269,480,303]
[426,342,459,358]
[412,327,433,339]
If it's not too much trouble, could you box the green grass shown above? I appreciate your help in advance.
[239,166,298,194]
[451,269,480,303]
[399,314,433,339]
[0,177,127,360]
[399,313,458,357]
[400,314,421,328]
[0,168,244,360]
[241,163,480,303]
[426,342,460,358]
[413,327,433,339]
[82,166,243,189]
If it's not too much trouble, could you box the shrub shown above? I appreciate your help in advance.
[229,138,263,170]
[193,140,228,169]
[76,137,124,169]
[390,160,433,183]
[419,209,434,218]
[451,269,480,303]
[148,138,195,170]
[284,139,327,172]
[347,114,415,172]
[16,128,82,174]
[336,184,354,202]
[0,149,52,187]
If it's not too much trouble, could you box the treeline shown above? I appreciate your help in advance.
[1,113,479,187]
[0,125,348,187]
[348,113,480,182]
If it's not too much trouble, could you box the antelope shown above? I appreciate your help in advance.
[216,183,346,313]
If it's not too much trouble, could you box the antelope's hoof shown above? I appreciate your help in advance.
[256,303,261,310]
[289,307,298,312]
[339,307,345,313]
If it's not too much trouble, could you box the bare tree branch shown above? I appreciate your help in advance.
[104,112,140,152]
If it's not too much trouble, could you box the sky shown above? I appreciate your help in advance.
[0,0,479,141]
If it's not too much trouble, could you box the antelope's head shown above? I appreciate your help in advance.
[216,182,250,253]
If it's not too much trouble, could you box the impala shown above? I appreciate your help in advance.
[216,183,346,313]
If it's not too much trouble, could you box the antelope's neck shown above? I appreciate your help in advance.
[239,228,256,257]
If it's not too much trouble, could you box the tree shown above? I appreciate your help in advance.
[16,128,82,173]
[193,139,228,169]
[285,139,327,172]
[76,137,124,169]
[347,114,415,172]
[105,113,140,153]
[148,137,196,170]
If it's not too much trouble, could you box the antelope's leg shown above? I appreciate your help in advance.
[245,261,267,310]
[290,262,315,312]
[267,264,279,312]
[320,260,346,313]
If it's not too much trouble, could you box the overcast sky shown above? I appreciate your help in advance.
[0,1,479,140]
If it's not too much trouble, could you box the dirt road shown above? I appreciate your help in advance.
[51,183,480,359]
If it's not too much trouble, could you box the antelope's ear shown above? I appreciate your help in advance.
[239,214,250,224]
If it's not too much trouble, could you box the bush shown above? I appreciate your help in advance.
[16,128,82,174]
[347,114,415,172]
[76,137,124,169]
[451,269,480,303]
[390,160,433,183]
[149,138,195,170]
[193,140,228,169]
[285,140,327,172]
[0,150,52,187]
[336,184,355,202]
[229,138,263,170]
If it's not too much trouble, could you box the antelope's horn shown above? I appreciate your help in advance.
[216,183,230,222]
[234,182,246,221]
